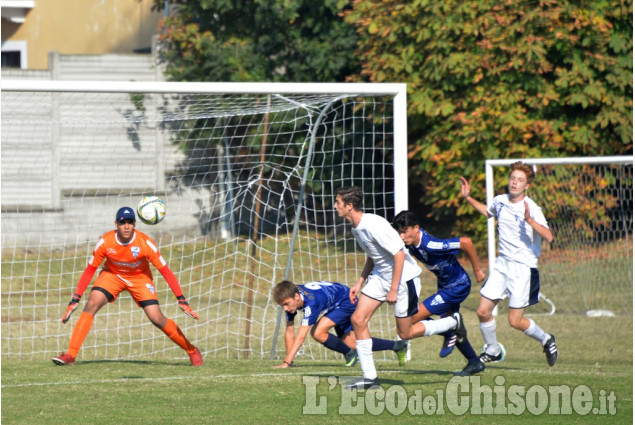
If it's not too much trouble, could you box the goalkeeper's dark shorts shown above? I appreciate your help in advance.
[92,270,159,307]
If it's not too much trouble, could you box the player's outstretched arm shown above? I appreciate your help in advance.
[274,323,310,368]
[61,264,98,323]
[460,177,490,218]
[158,265,199,320]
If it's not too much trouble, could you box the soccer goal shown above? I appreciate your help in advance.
[485,157,633,316]
[1,80,409,362]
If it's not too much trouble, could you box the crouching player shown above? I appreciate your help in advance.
[52,206,202,366]
[272,280,408,368]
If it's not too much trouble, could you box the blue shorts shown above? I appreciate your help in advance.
[422,282,471,316]
[323,299,357,338]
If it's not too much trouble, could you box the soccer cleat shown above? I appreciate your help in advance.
[52,353,75,366]
[479,343,505,364]
[188,347,203,366]
[393,339,409,367]
[543,334,558,367]
[455,360,485,376]
[439,333,457,358]
[344,350,359,367]
[452,312,467,344]
[344,377,380,390]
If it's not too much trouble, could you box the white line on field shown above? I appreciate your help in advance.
[2,366,629,389]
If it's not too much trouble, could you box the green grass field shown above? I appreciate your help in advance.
[3,314,632,424]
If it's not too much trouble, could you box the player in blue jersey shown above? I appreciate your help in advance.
[461,161,558,367]
[272,280,408,368]
[393,210,486,376]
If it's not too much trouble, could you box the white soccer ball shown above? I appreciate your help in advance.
[137,196,166,225]
[482,342,506,362]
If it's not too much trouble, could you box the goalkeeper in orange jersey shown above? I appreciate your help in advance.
[52,207,202,366]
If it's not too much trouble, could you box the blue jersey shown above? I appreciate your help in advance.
[406,229,470,289]
[285,281,351,327]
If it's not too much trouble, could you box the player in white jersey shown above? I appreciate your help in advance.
[461,161,558,367]
[334,186,467,389]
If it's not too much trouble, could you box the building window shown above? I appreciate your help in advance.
[2,50,21,68]
[1,40,27,69]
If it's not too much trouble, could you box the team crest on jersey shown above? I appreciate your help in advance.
[442,242,449,250]
[131,246,140,259]
[146,283,155,294]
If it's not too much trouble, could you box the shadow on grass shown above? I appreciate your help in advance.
[78,359,189,367]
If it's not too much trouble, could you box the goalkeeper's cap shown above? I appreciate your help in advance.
[116,207,136,223]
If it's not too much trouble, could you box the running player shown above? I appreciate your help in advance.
[461,161,558,366]
[334,186,467,389]
[52,206,202,366]
[272,280,408,368]
[393,210,486,375]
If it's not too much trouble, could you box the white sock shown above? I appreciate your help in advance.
[423,316,457,336]
[356,339,377,380]
[480,319,499,355]
[524,318,548,344]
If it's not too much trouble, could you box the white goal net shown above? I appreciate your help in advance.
[486,157,633,316]
[1,80,409,362]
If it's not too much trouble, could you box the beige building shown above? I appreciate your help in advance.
[1,0,163,69]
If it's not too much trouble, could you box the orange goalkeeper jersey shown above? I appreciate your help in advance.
[88,229,167,279]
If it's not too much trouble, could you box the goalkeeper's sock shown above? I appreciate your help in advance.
[162,318,196,353]
[67,312,94,358]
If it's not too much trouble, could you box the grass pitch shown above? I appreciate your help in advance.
[3,314,632,425]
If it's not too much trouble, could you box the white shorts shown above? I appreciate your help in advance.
[361,273,421,318]
[480,256,540,309]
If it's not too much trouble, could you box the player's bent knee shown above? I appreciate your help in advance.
[476,308,492,322]
[396,328,410,340]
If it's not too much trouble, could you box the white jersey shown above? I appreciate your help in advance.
[488,194,549,267]
[351,213,422,282]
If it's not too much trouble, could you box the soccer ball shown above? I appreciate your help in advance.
[482,342,506,362]
[137,196,166,225]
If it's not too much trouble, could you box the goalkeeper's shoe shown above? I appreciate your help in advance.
[52,353,75,366]
[393,339,409,367]
[188,347,203,366]
[61,294,81,324]
[344,350,359,367]
[177,296,199,320]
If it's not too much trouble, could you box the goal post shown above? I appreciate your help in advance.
[1,80,409,362]
[485,156,633,316]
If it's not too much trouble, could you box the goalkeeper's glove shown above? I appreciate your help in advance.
[177,296,199,320]
[61,293,82,324]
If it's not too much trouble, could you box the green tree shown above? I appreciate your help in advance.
[154,0,360,82]
[344,0,633,240]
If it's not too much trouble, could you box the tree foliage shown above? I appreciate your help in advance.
[344,0,633,240]
[153,0,360,82]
